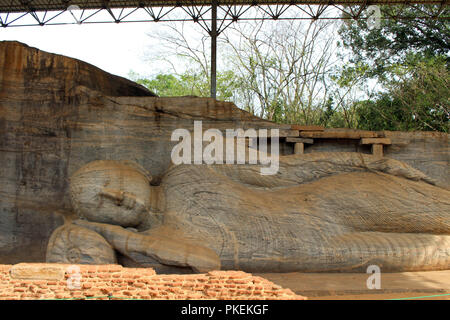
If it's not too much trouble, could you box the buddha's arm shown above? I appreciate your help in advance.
[73,219,221,273]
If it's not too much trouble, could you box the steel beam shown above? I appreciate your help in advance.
[210,0,218,99]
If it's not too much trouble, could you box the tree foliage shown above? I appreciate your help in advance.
[132,71,240,101]
[356,55,449,132]
[337,4,449,132]
[131,5,449,132]
[338,4,449,81]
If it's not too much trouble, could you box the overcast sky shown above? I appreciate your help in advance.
[0,22,164,79]
[0,6,245,80]
[0,6,344,81]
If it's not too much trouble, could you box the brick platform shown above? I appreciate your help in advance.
[0,264,306,300]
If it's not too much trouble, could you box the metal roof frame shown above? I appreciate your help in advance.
[0,1,447,13]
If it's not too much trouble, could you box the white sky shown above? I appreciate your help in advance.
[0,6,344,81]
[0,7,241,80]
[0,22,162,79]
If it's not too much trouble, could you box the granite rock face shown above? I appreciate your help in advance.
[307,130,449,188]
[0,41,153,263]
[0,41,281,264]
[1,41,449,272]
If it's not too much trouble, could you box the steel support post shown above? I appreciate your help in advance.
[210,0,218,99]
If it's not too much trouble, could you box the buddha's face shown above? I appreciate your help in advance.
[70,160,152,227]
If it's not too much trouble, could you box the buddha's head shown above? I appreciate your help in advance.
[70,160,152,227]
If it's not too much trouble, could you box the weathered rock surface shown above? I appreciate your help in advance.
[9,263,66,281]
[0,41,449,272]
[0,41,155,98]
[307,130,449,188]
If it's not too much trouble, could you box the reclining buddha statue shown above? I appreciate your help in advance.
[46,152,450,273]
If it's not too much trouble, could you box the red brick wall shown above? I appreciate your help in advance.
[0,264,306,300]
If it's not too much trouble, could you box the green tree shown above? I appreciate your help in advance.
[338,4,449,81]
[131,70,241,102]
[337,4,449,132]
[135,74,188,97]
[355,55,449,132]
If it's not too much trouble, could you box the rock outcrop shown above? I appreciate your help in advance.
[0,41,449,273]
[0,41,283,264]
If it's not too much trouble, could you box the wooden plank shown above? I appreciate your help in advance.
[299,129,378,139]
[361,138,392,145]
[276,129,300,137]
[286,137,314,144]
[236,129,299,138]
[291,125,324,131]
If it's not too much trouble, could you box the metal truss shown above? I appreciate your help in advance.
[0,2,448,29]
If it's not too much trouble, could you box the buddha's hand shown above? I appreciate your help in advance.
[99,188,147,212]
